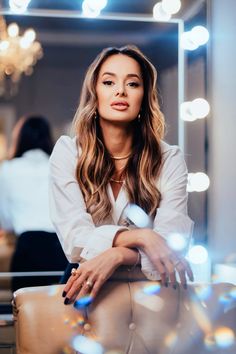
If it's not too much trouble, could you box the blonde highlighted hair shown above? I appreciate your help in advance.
[73,45,165,224]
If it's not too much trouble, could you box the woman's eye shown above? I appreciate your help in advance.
[128,82,139,87]
[103,80,113,86]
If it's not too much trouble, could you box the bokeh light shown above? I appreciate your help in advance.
[164,330,178,349]
[72,335,103,354]
[167,232,187,251]
[194,285,212,301]
[74,295,93,309]
[214,327,235,348]
[47,285,60,296]
[187,245,208,264]
[124,203,152,228]
[143,282,161,295]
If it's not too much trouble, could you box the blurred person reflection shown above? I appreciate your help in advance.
[0,115,67,291]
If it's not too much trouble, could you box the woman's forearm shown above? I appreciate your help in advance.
[114,246,140,266]
[113,228,148,249]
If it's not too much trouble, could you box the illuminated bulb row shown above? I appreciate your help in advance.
[153,0,181,21]
[180,98,210,121]
[9,0,31,13]
[181,26,209,50]
[82,0,108,18]
[187,172,210,192]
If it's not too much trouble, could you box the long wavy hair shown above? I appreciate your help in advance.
[73,45,165,225]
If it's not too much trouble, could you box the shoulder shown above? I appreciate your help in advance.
[50,135,79,170]
[160,140,181,156]
[52,135,78,156]
[159,140,187,178]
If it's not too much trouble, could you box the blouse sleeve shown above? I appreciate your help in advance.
[139,145,194,280]
[0,162,14,231]
[49,136,127,263]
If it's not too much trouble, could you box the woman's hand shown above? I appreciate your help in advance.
[62,246,138,304]
[138,229,193,288]
[114,228,193,288]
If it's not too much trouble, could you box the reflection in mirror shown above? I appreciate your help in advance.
[0,9,181,291]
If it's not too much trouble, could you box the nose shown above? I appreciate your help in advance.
[115,84,127,97]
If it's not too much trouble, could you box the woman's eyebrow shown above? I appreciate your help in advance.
[101,72,141,80]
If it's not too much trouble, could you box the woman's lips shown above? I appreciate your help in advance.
[111,101,129,111]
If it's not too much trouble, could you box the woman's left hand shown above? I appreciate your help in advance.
[62,248,123,304]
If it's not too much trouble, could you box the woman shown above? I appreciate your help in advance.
[0,115,68,291]
[49,45,194,306]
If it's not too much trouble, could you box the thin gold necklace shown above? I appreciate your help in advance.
[110,152,132,160]
[110,178,124,183]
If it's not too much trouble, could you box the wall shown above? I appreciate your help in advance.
[208,0,236,263]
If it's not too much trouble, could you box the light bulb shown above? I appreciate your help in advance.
[82,1,100,18]
[7,23,19,37]
[162,0,181,15]
[191,25,209,46]
[24,29,36,43]
[85,0,107,11]
[180,32,199,51]
[153,2,171,21]
[180,101,197,121]
[189,98,210,119]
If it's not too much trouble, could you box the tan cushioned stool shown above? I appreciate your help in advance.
[13,282,236,354]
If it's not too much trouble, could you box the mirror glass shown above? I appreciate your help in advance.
[0,9,180,290]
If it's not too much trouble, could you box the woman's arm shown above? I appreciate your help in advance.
[62,246,139,303]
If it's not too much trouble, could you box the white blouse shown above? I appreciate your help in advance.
[49,136,193,280]
[0,149,55,235]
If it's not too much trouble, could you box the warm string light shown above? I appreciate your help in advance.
[0,16,43,97]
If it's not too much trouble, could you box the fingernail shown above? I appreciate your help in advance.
[173,284,177,290]
[64,297,70,305]
[62,291,67,298]
[165,281,169,288]
[183,284,187,290]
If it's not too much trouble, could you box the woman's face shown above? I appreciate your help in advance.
[96,54,144,125]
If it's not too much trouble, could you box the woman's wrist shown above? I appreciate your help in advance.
[113,228,150,248]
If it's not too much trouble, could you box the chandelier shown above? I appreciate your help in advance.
[0,15,43,98]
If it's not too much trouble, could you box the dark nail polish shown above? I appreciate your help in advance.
[173,284,177,290]
[62,291,67,298]
[165,281,169,287]
[64,297,70,305]
[183,284,187,290]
